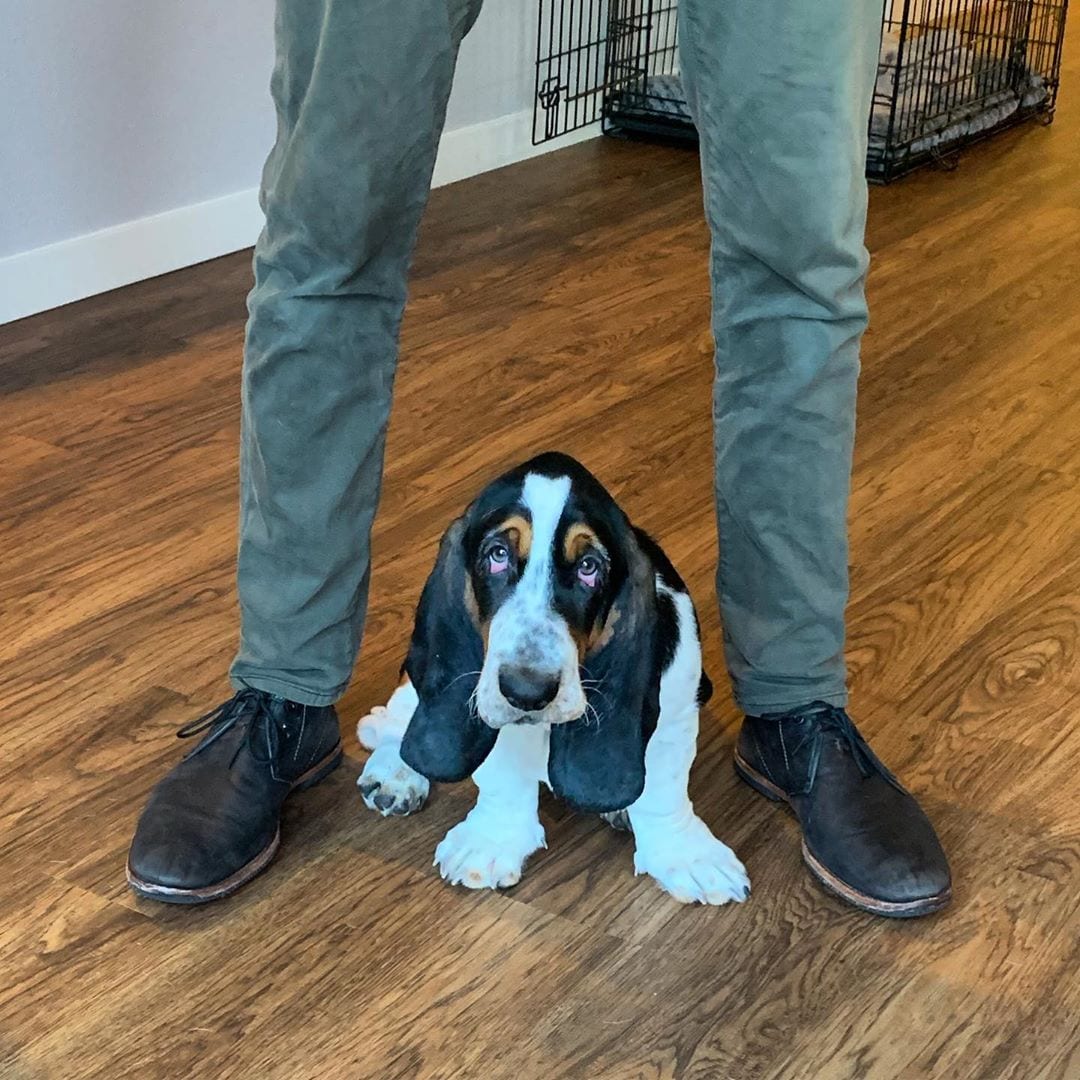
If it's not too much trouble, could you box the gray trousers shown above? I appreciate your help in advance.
[229,0,881,715]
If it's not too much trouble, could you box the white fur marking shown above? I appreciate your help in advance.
[357,680,419,750]
[435,724,549,889]
[516,473,569,608]
[628,584,750,905]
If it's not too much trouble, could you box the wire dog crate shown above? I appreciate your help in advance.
[533,0,1069,181]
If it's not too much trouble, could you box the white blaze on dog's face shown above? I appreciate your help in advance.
[468,471,616,729]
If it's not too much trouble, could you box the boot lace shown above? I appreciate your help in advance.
[176,689,304,778]
[764,701,904,791]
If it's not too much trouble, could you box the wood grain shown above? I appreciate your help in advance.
[1,23,1078,1077]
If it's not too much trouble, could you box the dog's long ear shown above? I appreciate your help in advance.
[547,528,660,813]
[399,517,498,782]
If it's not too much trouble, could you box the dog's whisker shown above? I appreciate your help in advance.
[584,684,613,711]
[443,669,482,691]
[580,668,613,695]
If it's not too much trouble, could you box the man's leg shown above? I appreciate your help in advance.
[232,0,483,706]
[679,1,951,916]
[128,0,483,904]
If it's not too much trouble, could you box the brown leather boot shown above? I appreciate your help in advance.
[127,689,342,904]
[735,702,951,917]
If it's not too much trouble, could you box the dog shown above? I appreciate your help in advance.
[356,453,750,905]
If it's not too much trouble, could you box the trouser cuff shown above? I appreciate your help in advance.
[229,671,346,708]
[733,685,848,717]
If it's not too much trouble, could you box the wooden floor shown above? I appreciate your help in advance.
[3,37,1080,1080]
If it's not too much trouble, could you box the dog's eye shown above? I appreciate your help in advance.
[487,544,510,575]
[577,555,601,588]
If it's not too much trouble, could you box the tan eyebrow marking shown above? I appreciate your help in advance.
[563,523,605,563]
[494,514,532,559]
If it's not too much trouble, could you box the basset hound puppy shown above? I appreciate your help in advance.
[356,453,750,905]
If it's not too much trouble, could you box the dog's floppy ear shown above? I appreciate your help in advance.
[399,517,498,782]
[547,527,661,813]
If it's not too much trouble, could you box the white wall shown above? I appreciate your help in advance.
[0,0,595,323]
[1,1,275,260]
[450,0,541,130]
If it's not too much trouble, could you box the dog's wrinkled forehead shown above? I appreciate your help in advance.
[464,453,626,583]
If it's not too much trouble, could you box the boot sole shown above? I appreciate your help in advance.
[126,742,343,906]
[733,750,951,919]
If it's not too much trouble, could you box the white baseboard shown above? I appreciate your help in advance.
[0,190,267,328]
[432,108,597,187]
[0,110,597,326]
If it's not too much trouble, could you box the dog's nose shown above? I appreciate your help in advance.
[498,666,560,713]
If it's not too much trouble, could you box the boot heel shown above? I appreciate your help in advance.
[293,744,344,792]
[733,752,786,803]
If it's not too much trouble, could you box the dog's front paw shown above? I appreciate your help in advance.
[358,744,430,816]
[434,814,546,890]
[632,814,750,905]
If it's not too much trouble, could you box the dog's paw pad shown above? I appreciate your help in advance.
[357,744,430,817]
[633,816,750,906]
[434,816,546,890]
